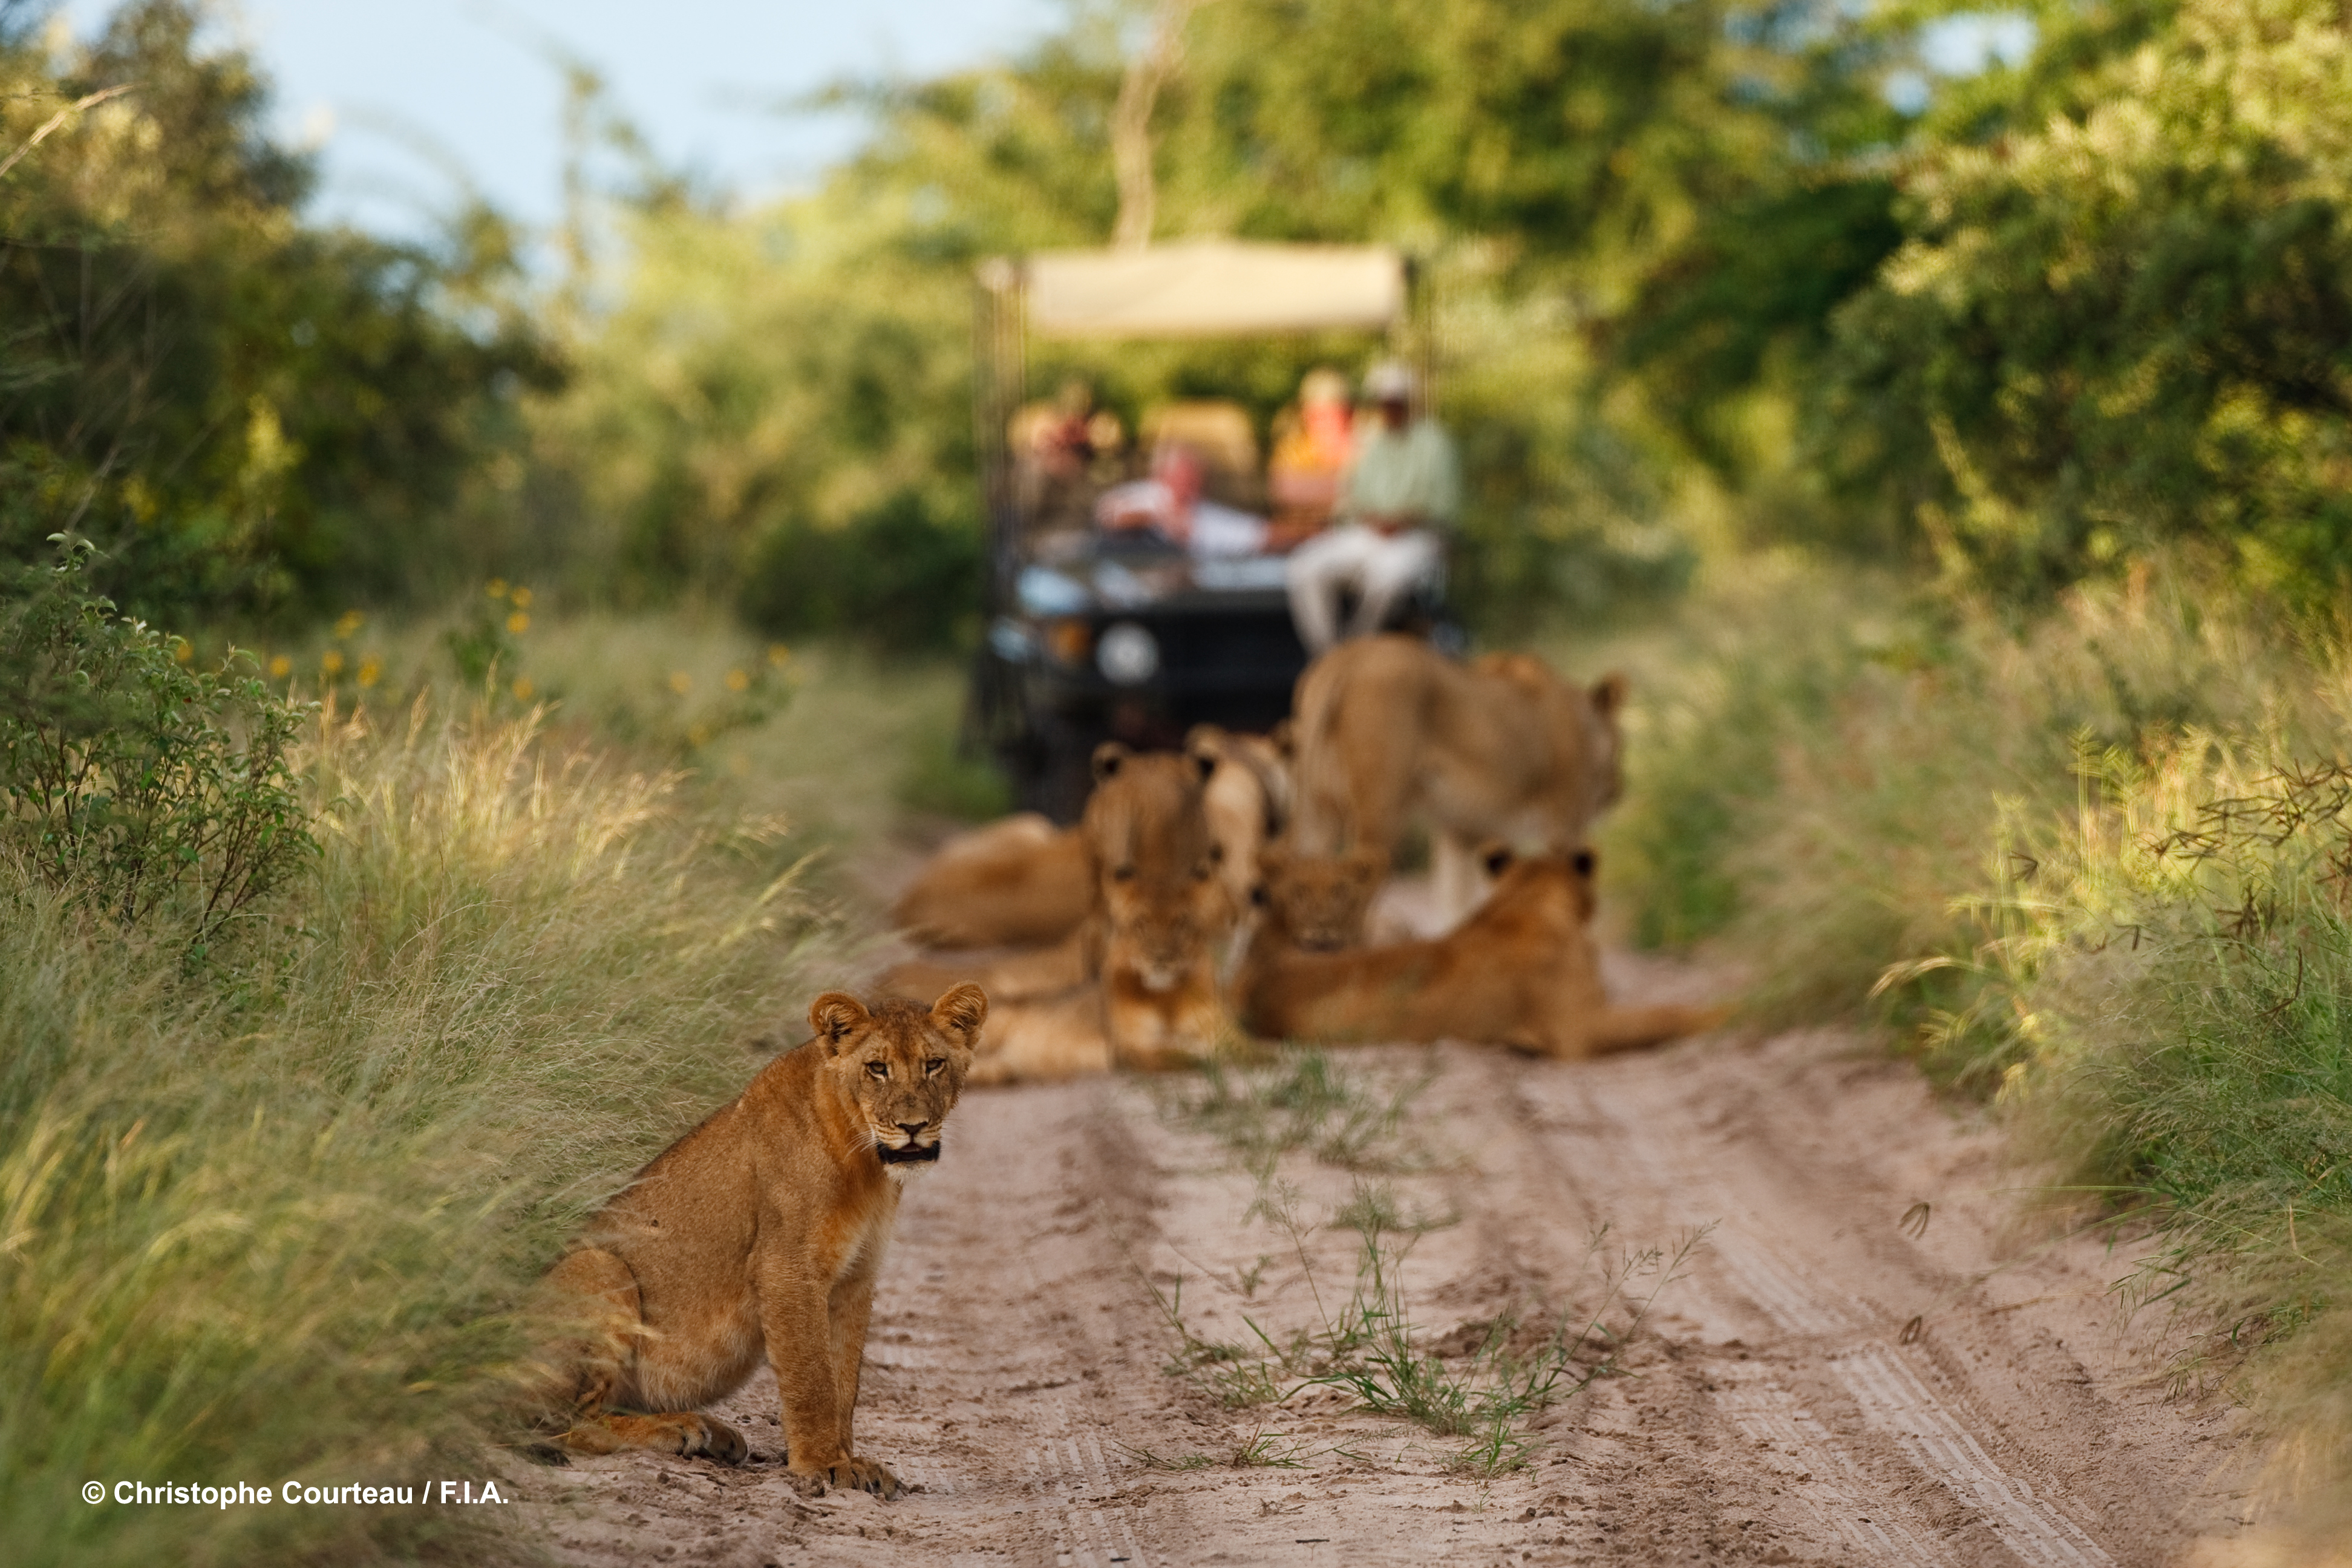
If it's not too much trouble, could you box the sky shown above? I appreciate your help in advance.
[61,0,1065,240]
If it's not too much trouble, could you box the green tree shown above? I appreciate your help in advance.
[0,1,557,621]
[1818,0,2352,596]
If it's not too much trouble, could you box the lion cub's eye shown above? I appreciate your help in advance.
[924,1057,946,1076]
[865,1061,890,1080]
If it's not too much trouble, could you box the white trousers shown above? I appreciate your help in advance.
[1284,523,1443,655]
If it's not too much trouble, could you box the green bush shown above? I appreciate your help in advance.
[0,541,313,946]
[739,489,984,656]
[0,3,553,622]
[1813,0,2352,599]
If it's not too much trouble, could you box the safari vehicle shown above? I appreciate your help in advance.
[965,240,1434,820]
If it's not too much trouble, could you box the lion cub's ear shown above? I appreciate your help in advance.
[1091,741,1132,782]
[1590,671,1629,720]
[809,991,871,1054]
[929,983,988,1050]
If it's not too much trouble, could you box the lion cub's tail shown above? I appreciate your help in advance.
[1580,1002,1734,1057]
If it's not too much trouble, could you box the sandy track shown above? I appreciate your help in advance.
[517,951,2253,1566]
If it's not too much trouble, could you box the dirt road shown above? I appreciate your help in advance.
[516,940,2259,1567]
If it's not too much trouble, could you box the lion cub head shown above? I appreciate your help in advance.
[1087,743,1235,991]
[1255,843,1385,951]
[1478,843,1600,926]
[808,985,987,1178]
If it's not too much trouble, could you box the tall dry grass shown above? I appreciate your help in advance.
[1,693,841,1566]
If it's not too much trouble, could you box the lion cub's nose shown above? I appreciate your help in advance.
[896,1120,930,1140]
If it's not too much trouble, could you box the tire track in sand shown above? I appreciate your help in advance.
[1441,1044,1965,1564]
[1510,1010,2169,1566]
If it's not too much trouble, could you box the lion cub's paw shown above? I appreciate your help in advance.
[676,1414,749,1465]
[822,1455,904,1499]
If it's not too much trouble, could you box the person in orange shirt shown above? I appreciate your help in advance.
[1267,367,1354,538]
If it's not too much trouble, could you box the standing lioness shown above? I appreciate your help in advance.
[531,984,986,1497]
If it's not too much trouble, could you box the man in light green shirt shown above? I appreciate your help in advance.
[1285,361,1460,653]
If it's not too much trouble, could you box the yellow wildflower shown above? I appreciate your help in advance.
[358,656,382,688]
[486,578,509,599]
[766,643,791,667]
[668,671,693,695]
[510,586,534,609]
[321,650,346,678]
[506,611,530,635]
[725,668,750,693]
[512,676,535,701]
[267,655,292,679]
[334,609,364,639]
[171,638,194,665]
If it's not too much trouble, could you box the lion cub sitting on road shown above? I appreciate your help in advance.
[529,984,986,1497]
[890,743,1238,1080]
[886,724,1287,956]
[1238,846,1722,1058]
[1087,741,1240,1070]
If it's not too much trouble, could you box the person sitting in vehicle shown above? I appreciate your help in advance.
[1267,367,1354,531]
[1096,443,1270,558]
[1284,361,1460,655]
[1015,380,1125,536]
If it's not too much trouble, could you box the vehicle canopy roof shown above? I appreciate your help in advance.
[1012,240,1405,340]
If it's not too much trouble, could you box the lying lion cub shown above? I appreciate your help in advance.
[888,814,1092,949]
[528,984,985,1497]
[1237,846,1723,1057]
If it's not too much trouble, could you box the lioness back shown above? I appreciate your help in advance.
[530,985,986,1497]
[1289,635,1628,923]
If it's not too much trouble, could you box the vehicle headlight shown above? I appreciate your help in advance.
[1096,621,1159,685]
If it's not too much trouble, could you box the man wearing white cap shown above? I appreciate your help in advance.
[1284,361,1460,655]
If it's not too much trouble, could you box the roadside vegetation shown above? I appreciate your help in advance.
[10,0,2352,1544]
[0,555,935,1564]
[1593,560,2352,1515]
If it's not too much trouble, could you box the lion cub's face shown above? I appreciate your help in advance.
[1255,844,1384,951]
[809,985,987,1178]
[1088,744,1235,991]
[1478,844,1600,928]
[1103,871,1229,991]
